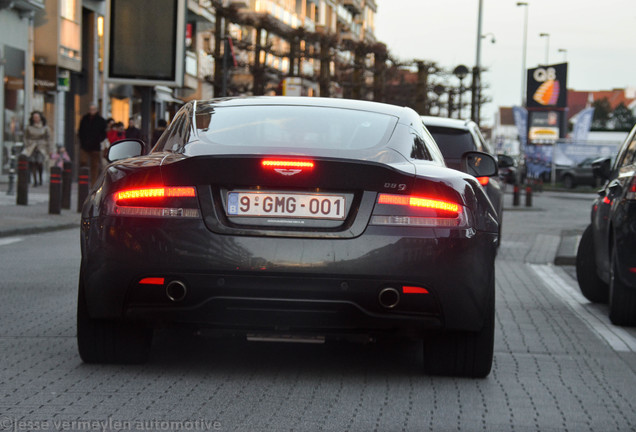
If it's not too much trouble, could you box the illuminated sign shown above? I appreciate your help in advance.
[526,63,568,108]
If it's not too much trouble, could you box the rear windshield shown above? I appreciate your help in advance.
[426,126,476,160]
[166,105,398,156]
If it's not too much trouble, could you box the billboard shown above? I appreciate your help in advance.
[104,0,186,87]
[526,63,568,109]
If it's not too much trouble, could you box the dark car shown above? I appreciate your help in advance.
[576,123,636,325]
[421,116,510,246]
[556,157,602,189]
[78,97,499,377]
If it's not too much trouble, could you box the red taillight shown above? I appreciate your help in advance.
[116,186,196,202]
[402,286,429,294]
[603,196,611,205]
[377,194,461,214]
[139,277,165,285]
[371,193,467,227]
[262,159,314,169]
[627,177,636,200]
[108,186,200,218]
[477,176,490,186]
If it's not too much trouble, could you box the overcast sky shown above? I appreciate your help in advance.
[374,0,636,125]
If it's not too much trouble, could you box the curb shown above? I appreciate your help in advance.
[0,222,80,239]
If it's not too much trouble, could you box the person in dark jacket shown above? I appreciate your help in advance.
[78,104,107,187]
[125,117,143,141]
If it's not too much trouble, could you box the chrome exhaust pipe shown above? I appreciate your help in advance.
[166,280,187,302]
[378,287,400,309]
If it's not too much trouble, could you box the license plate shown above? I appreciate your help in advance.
[227,191,346,220]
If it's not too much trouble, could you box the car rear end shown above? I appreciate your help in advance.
[80,101,497,341]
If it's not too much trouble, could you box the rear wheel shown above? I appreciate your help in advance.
[422,276,494,378]
[576,225,609,303]
[77,273,153,364]
[609,249,636,326]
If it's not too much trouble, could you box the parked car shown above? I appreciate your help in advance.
[78,97,500,377]
[421,116,511,246]
[556,157,602,189]
[576,123,636,325]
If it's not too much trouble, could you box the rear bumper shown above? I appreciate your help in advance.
[81,216,496,334]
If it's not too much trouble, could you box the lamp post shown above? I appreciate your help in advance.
[471,0,484,124]
[558,48,567,61]
[539,32,550,65]
[516,2,528,105]
[453,65,469,119]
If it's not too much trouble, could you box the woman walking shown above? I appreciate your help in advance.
[23,111,52,186]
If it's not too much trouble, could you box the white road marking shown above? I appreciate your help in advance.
[0,237,24,247]
[530,264,636,353]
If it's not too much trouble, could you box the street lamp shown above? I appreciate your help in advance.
[516,1,528,105]
[453,65,469,119]
[539,32,550,65]
[481,33,496,44]
[558,48,567,62]
[471,0,484,124]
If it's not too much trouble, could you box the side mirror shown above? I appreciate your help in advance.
[461,151,498,178]
[497,154,515,168]
[592,157,611,181]
[107,139,144,162]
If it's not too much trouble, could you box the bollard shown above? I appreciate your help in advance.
[525,185,533,207]
[49,166,62,214]
[513,184,520,207]
[77,167,90,213]
[16,154,29,205]
[61,161,72,209]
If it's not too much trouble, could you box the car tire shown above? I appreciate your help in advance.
[422,273,494,378]
[563,175,574,189]
[609,249,636,326]
[576,225,609,303]
[77,272,153,364]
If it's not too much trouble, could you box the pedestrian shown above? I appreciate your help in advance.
[50,144,71,169]
[125,117,143,141]
[78,103,107,187]
[104,121,125,160]
[107,121,125,144]
[151,119,168,147]
[23,111,52,187]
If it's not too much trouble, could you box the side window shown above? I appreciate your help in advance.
[421,125,445,164]
[409,126,432,161]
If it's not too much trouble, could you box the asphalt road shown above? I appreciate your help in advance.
[1,191,636,431]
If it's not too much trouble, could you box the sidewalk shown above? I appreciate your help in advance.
[0,182,81,238]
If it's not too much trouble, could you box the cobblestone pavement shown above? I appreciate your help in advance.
[1,191,635,431]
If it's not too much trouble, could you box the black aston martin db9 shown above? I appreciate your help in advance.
[78,97,499,377]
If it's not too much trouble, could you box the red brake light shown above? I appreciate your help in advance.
[477,176,490,186]
[377,194,461,214]
[372,193,467,228]
[262,159,314,169]
[108,186,200,218]
[116,187,196,202]
[627,177,636,200]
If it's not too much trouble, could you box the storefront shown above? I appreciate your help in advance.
[0,12,29,180]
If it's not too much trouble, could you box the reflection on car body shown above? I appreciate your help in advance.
[78,97,499,377]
